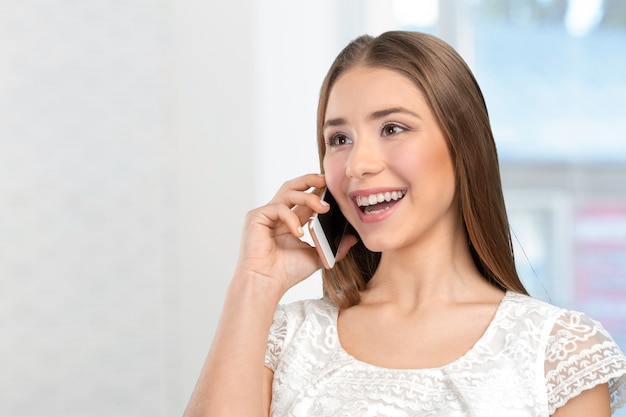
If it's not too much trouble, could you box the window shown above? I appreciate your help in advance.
[364,2,626,401]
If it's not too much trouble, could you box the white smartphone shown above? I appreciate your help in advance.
[308,188,349,269]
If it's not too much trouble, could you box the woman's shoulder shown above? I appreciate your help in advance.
[499,291,582,329]
[503,291,563,314]
[276,297,338,322]
[517,293,626,414]
[489,291,618,352]
[489,292,626,413]
[265,297,338,372]
[269,297,338,344]
[502,291,617,338]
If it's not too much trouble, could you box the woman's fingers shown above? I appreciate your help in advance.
[274,189,329,214]
[246,203,304,238]
[268,175,329,229]
[246,174,326,226]
[270,175,326,206]
[271,174,326,201]
[292,195,329,227]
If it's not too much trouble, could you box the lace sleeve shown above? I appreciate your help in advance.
[265,304,288,372]
[544,310,626,415]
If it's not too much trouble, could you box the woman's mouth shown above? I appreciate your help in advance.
[355,190,406,215]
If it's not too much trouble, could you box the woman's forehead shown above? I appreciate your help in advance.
[324,67,430,122]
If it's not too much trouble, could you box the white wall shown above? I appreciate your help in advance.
[169,0,256,408]
[250,1,343,305]
[0,0,351,415]
[0,1,178,416]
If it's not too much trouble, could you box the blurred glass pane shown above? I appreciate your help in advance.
[471,0,626,162]
[381,4,626,414]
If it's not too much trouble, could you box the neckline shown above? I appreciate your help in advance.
[329,291,513,372]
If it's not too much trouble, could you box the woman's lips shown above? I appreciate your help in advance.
[355,190,406,213]
[349,189,407,222]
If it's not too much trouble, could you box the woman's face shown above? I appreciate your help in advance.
[322,66,459,253]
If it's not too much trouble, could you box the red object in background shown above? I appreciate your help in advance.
[574,204,626,338]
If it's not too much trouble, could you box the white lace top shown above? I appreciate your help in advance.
[265,291,626,416]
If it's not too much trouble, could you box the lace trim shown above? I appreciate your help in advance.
[613,376,626,413]
[546,342,626,413]
[545,310,626,414]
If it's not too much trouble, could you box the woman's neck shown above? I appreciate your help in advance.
[361,233,501,310]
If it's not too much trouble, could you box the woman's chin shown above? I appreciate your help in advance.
[359,236,395,254]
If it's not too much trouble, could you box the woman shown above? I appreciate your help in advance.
[183,31,626,416]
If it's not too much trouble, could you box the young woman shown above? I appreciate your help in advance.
[183,31,626,416]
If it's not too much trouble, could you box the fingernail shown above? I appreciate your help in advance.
[297,226,304,236]
[320,200,329,206]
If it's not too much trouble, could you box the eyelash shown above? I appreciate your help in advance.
[381,123,408,137]
[326,133,351,147]
[325,122,409,147]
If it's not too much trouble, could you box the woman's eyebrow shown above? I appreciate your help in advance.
[323,107,421,129]
[323,117,346,129]
[368,107,420,121]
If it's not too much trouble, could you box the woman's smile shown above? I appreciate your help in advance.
[349,188,407,222]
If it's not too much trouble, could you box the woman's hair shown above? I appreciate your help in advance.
[316,31,528,308]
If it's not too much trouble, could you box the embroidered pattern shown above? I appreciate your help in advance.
[266,292,626,416]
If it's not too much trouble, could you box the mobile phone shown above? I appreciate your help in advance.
[308,188,349,269]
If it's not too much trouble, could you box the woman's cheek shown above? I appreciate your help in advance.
[322,156,344,194]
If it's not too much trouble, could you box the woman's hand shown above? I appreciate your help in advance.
[235,174,328,293]
[183,174,357,417]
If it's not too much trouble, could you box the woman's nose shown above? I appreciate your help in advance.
[345,138,384,179]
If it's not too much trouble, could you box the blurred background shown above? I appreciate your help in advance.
[0,0,624,415]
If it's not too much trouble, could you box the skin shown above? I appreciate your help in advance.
[182,173,357,417]
[322,66,505,368]
[182,66,611,416]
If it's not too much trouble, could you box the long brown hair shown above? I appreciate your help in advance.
[316,31,528,308]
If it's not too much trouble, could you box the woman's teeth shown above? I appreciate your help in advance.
[355,191,406,213]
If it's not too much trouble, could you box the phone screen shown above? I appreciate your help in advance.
[317,189,348,257]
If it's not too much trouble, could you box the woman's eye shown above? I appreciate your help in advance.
[382,124,405,137]
[327,134,351,147]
